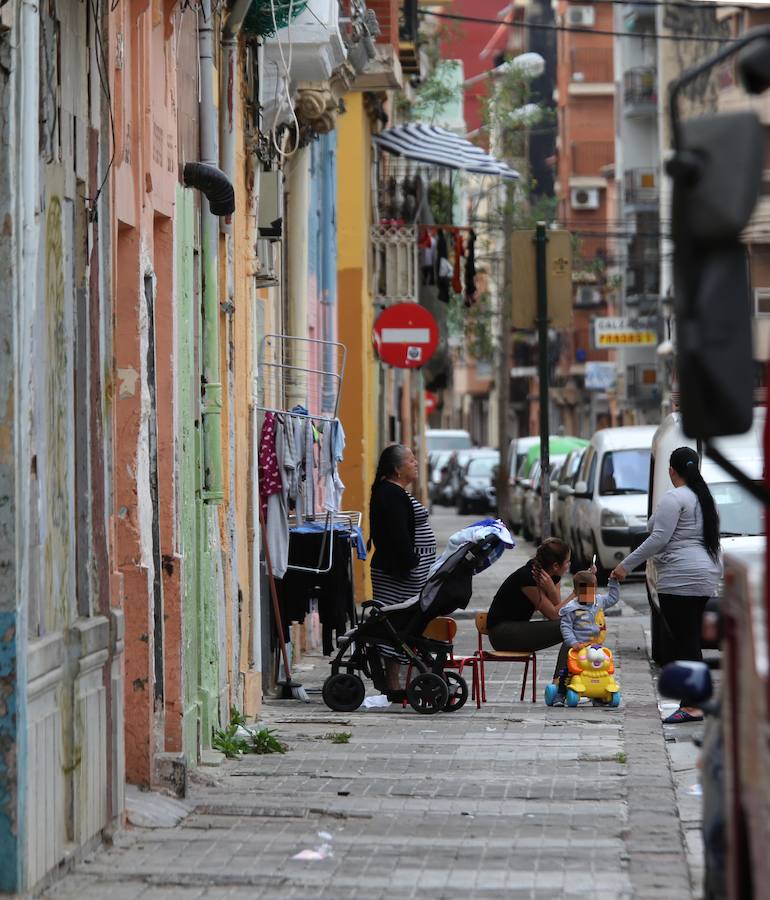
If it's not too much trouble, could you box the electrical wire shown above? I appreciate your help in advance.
[87,0,117,216]
[418,8,738,44]
[583,0,762,12]
[269,0,301,159]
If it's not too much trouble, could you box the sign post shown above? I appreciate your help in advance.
[535,223,551,540]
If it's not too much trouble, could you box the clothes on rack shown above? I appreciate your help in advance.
[452,232,464,295]
[289,405,316,521]
[260,413,290,578]
[464,229,478,307]
[436,230,451,303]
[319,418,346,513]
[278,528,358,654]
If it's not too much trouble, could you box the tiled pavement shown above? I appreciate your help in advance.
[44,511,700,899]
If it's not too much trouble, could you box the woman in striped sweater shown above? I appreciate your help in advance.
[369,444,437,690]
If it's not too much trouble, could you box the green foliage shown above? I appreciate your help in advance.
[428,181,454,225]
[412,61,458,124]
[212,724,249,759]
[229,706,247,728]
[251,727,288,755]
[615,751,627,764]
[322,731,352,744]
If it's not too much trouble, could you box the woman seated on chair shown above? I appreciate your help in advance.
[486,538,574,690]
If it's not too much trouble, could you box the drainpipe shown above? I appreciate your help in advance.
[198,0,224,503]
[286,146,310,408]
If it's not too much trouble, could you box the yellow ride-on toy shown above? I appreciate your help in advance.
[545,642,621,708]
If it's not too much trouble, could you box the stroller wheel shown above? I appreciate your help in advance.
[443,672,468,712]
[322,673,366,712]
[406,673,449,715]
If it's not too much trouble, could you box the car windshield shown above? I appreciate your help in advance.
[711,482,765,537]
[598,449,649,495]
[467,457,498,477]
[427,434,472,451]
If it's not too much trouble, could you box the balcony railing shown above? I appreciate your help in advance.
[623,67,657,114]
[624,167,658,208]
[398,0,419,73]
[572,140,614,176]
[571,47,614,84]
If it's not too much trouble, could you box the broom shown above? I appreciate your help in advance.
[259,504,310,701]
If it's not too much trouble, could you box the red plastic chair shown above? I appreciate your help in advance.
[405,617,481,709]
[474,612,537,703]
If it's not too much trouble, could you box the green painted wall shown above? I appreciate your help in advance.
[175,188,201,757]
[175,186,222,760]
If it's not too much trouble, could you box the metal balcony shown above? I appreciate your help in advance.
[623,67,657,116]
[624,167,658,210]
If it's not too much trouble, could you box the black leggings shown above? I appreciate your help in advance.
[658,593,709,662]
[489,619,569,679]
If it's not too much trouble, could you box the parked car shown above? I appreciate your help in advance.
[642,409,765,664]
[438,447,495,506]
[428,450,454,504]
[552,447,586,542]
[456,452,500,515]
[507,435,541,486]
[571,426,658,577]
[510,436,589,534]
[523,455,569,544]
[426,429,473,453]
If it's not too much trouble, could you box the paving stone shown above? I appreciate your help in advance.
[45,515,698,900]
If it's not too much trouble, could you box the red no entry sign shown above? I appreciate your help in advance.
[372,303,439,369]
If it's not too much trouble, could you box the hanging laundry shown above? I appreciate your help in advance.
[452,232,465,294]
[464,229,478,308]
[436,230,451,303]
[290,406,316,522]
[320,418,346,513]
[419,228,435,285]
[258,412,282,521]
[268,415,291,579]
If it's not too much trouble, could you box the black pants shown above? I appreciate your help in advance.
[659,593,709,706]
[658,594,709,662]
[489,619,569,679]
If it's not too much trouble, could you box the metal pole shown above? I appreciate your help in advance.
[535,221,550,539]
[496,182,514,522]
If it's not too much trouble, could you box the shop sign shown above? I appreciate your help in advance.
[593,317,657,348]
[585,362,617,391]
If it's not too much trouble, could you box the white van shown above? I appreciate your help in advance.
[643,410,765,663]
[425,429,473,453]
[572,425,659,575]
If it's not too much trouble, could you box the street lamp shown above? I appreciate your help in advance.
[462,52,545,89]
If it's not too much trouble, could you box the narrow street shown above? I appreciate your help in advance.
[44,509,704,900]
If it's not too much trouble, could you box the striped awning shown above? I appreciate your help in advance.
[373,124,519,180]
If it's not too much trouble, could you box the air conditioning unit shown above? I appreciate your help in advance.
[571,187,600,210]
[566,6,595,27]
[575,286,602,307]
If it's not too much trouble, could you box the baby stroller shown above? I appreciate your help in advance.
[322,533,507,715]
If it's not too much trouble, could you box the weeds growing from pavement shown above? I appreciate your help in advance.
[212,723,249,758]
[322,732,352,744]
[251,727,288,754]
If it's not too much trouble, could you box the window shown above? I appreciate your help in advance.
[598,449,649,495]
[712,482,765,537]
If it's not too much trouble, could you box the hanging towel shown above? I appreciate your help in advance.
[320,418,346,513]
[268,419,290,578]
[452,232,464,294]
[436,230,451,303]
[464,229,478,307]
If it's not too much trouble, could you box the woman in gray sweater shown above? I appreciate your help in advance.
[611,446,721,723]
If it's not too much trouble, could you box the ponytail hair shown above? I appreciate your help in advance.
[371,444,410,497]
[534,537,571,571]
[670,446,720,562]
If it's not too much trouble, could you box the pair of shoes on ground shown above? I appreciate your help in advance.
[663,708,703,724]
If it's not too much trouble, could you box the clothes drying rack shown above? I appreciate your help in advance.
[286,509,363,575]
[257,334,360,576]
